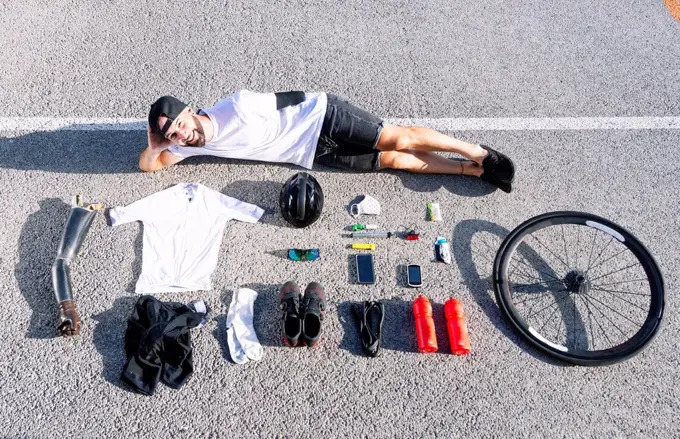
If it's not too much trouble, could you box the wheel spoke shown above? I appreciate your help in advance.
[586,248,629,273]
[514,294,549,306]
[590,286,650,298]
[507,256,520,279]
[574,226,581,270]
[511,255,563,282]
[513,290,566,305]
[553,307,564,344]
[593,278,648,288]
[530,234,571,271]
[535,301,562,333]
[586,235,614,274]
[577,295,595,349]
[509,262,566,285]
[511,280,563,290]
[527,290,569,319]
[593,288,648,312]
[571,294,577,346]
[582,293,642,327]
[589,262,639,283]
[509,261,552,285]
[523,288,544,320]
[527,293,568,319]
[511,272,552,286]
[562,225,571,269]
[580,295,628,338]
[585,228,598,271]
[579,295,612,348]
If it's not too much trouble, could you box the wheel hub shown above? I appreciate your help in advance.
[563,270,591,294]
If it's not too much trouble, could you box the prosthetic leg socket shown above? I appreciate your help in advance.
[51,199,101,336]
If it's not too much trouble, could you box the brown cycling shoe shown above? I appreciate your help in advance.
[301,282,328,347]
[279,281,302,347]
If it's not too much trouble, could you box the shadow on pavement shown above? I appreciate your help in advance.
[452,219,566,366]
[125,227,144,294]
[221,180,290,228]
[92,296,138,390]
[0,128,143,173]
[392,168,497,197]
[338,298,419,356]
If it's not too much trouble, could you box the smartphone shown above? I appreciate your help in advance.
[356,254,375,284]
[407,264,422,288]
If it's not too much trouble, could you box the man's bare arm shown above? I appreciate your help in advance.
[139,125,185,172]
[139,146,185,172]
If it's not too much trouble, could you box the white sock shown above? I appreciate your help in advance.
[225,287,263,362]
[226,325,249,364]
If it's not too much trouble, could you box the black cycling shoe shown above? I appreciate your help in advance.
[301,282,328,347]
[279,281,302,347]
[479,144,515,193]
[352,301,385,357]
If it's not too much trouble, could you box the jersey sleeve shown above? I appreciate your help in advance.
[109,199,148,226]
[208,189,264,223]
[109,186,175,226]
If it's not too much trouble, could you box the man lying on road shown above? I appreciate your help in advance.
[140,91,515,192]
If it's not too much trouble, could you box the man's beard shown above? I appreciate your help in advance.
[183,115,206,147]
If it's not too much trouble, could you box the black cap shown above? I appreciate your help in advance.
[148,96,189,135]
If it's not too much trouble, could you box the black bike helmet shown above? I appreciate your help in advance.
[279,172,324,228]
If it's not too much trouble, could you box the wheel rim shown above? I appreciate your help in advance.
[494,212,664,364]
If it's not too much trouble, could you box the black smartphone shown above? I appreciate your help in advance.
[356,254,375,284]
[407,264,422,287]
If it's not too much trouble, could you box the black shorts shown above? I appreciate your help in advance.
[313,94,383,172]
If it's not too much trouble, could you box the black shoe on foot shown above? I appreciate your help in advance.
[301,282,327,347]
[280,281,302,347]
[479,144,515,193]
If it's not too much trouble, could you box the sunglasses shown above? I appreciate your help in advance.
[288,249,320,262]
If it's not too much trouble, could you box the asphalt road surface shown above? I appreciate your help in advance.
[0,1,679,438]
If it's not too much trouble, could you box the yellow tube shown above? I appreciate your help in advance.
[352,243,376,251]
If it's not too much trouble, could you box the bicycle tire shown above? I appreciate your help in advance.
[493,211,665,366]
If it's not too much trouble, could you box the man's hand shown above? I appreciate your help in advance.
[146,124,173,151]
[139,125,184,172]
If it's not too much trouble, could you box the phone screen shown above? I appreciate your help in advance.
[407,265,422,286]
[356,254,375,284]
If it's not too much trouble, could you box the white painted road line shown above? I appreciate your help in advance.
[1,117,680,132]
[390,117,680,130]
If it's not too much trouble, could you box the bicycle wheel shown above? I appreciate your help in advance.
[493,211,664,366]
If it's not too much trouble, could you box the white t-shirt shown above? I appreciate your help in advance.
[109,183,264,294]
[168,90,327,169]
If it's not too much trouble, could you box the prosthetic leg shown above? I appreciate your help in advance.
[51,196,102,336]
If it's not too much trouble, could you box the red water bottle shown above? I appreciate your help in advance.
[413,295,438,353]
[444,298,471,355]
